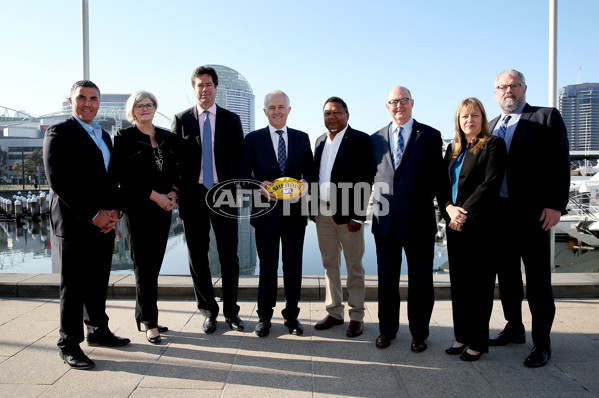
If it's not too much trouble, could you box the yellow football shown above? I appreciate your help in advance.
[266,177,302,200]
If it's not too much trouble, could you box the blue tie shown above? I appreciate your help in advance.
[393,126,404,170]
[202,110,214,189]
[496,115,511,140]
[276,130,286,175]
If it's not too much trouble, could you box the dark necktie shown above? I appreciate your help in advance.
[496,115,511,140]
[276,130,286,175]
[393,126,404,170]
[202,110,214,189]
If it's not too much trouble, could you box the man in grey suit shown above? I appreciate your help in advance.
[370,86,446,351]
[488,69,570,368]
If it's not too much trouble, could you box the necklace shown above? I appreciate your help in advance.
[154,146,163,172]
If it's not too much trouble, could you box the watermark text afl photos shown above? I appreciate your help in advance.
[205,180,390,219]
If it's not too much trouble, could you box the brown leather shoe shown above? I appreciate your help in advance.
[411,338,427,352]
[314,315,344,330]
[346,321,364,337]
[376,334,395,348]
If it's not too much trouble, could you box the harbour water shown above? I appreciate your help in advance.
[0,214,449,276]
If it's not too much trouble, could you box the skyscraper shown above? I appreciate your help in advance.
[208,64,255,135]
[559,83,599,151]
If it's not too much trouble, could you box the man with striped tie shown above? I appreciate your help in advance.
[369,86,447,351]
[488,69,570,368]
[239,90,313,338]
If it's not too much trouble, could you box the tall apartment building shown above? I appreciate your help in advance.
[559,83,599,151]
[208,64,255,135]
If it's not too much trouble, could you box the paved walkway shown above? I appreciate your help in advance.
[1,294,598,397]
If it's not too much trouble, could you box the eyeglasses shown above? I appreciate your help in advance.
[387,98,412,106]
[495,83,525,91]
[136,103,155,110]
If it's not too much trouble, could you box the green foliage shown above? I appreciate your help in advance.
[11,149,46,181]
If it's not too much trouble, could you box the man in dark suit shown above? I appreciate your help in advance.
[172,66,245,333]
[488,69,570,368]
[239,90,313,337]
[370,86,446,351]
[312,97,372,338]
[43,80,130,370]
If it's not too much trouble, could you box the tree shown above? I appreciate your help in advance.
[12,149,46,183]
[0,146,7,178]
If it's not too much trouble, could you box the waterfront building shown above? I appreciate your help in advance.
[208,64,255,135]
[559,83,599,151]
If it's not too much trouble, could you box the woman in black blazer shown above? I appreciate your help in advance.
[443,97,507,361]
[112,91,182,344]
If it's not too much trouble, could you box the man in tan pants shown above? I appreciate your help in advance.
[312,96,373,337]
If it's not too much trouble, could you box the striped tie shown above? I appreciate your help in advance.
[393,126,404,170]
[276,130,286,174]
[496,115,511,140]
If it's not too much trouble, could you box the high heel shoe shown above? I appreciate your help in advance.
[157,325,168,333]
[460,349,482,361]
[136,320,162,344]
[145,328,162,345]
[445,344,466,355]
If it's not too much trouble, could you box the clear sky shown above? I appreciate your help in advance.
[1,0,598,141]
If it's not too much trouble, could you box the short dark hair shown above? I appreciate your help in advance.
[191,66,218,87]
[323,96,348,113]
[70,80,100,97]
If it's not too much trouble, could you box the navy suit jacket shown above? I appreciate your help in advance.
[369,119,447,238]
[171,104,244,219]
[443,135,507,228]
[489,104,570,217]
[43,116,119,237]
[313,126,374,224]
[239,126,313,228]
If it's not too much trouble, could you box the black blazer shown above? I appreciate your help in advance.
[312,126,373,224]
[369,119,448,238]
[443,135,507,227]
[111,125,182,214]
[43,116,119,237]
[171,104,244,218]
[239,126,313,228]
[489,104,570,216]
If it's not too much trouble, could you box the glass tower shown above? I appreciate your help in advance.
[559,83,599,151]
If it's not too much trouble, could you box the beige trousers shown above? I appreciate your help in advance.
[315,214,366,321]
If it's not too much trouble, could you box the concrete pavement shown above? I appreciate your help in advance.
[1,273,598,397]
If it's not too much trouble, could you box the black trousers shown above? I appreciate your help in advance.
[182,184,240,318]
[124,204,171,329]
[374,233,434,340]
[254,218,306,321]
[446,225,496,352]
[496,199,555,349]
[54,231,114,353]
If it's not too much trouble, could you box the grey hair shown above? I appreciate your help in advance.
[495,69,526,85]
[125,90,158,123]
[264,90,290,109]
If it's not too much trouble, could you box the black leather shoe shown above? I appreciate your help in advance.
[460,349,483,362]
[489,330,526,346]
[225,315,245,331]
[524,346,551,368]
[445,344,466,355]
[203,317,217,334]
[411,338,427,352]
[59,349,95,370]
[157,325,168,333]
[87,333,130,347]
[146,329,162,345]
[255,319,271,337]
[284,319,304,335]
[376,334,395,349]
[314,315,344,330]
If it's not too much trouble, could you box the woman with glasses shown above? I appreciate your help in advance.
[442,97,507,361]
[112,91,182,344]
